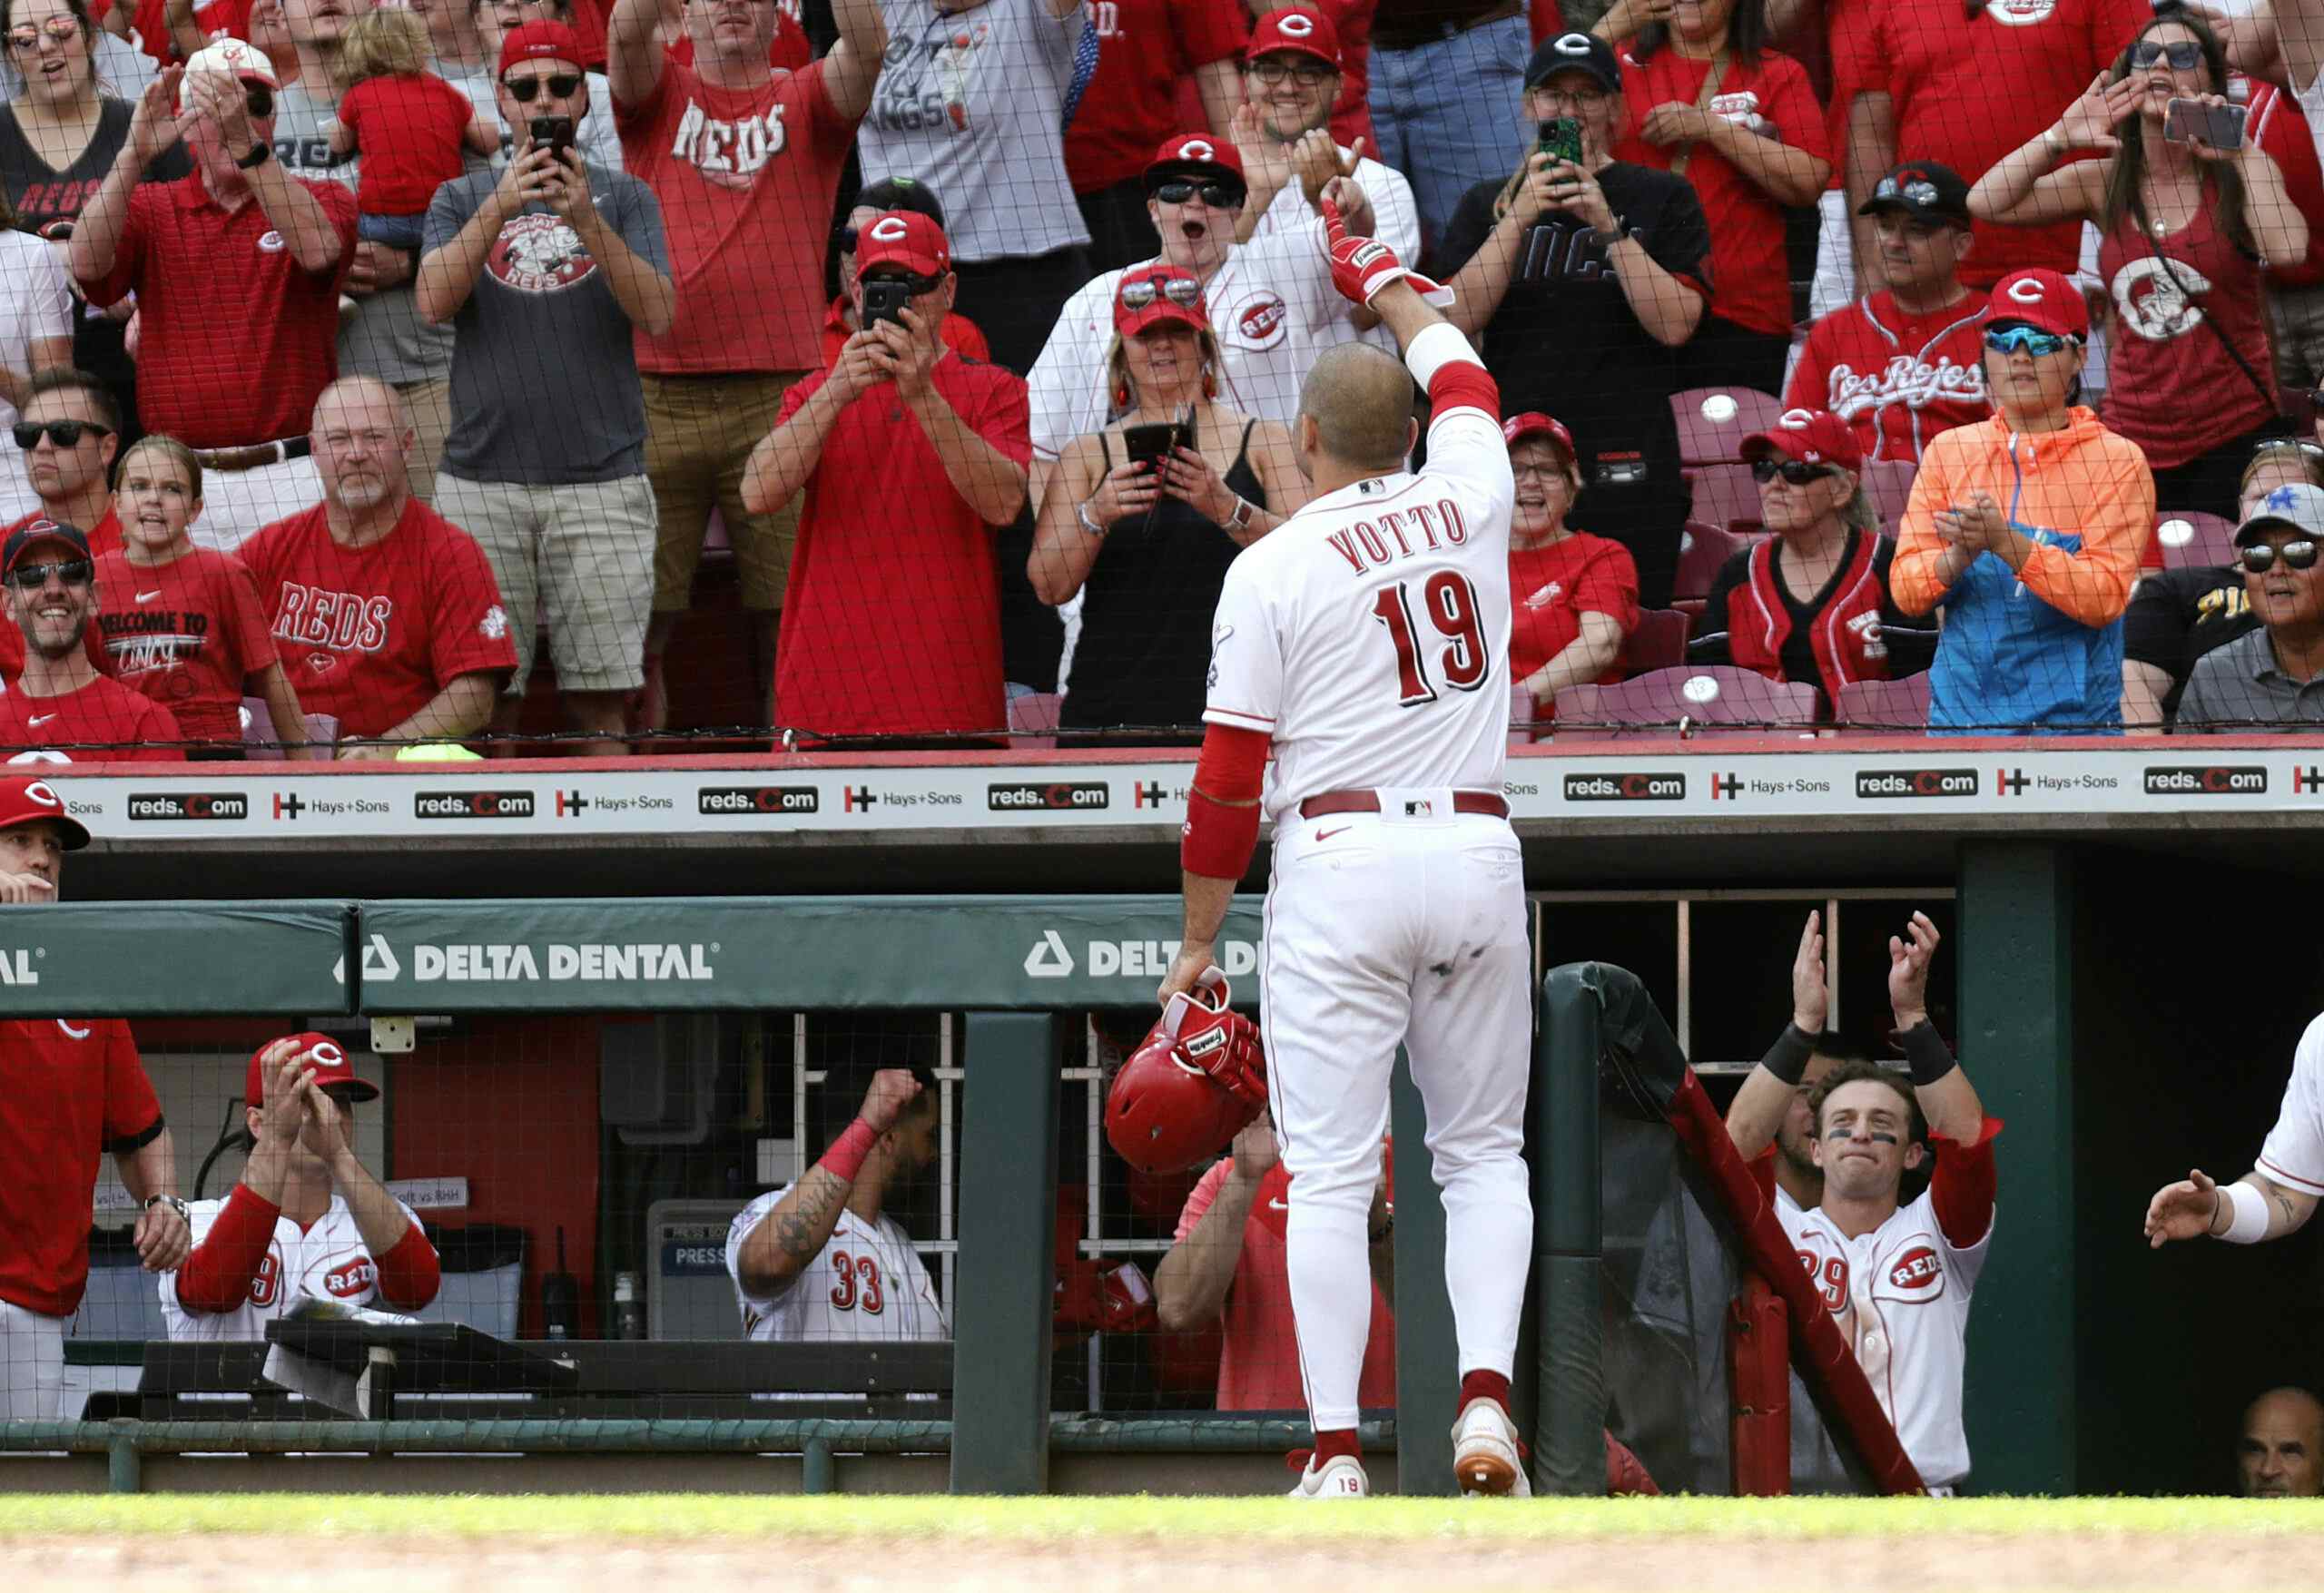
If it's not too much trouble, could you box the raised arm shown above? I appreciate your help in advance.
[2235,142,2311,268]
[734,1071,921,1293]
[2283,0,2324,93]
[71,69,180,293]
[1728,910,1829,1160]
[822,0,890,123]
[742,354,866,515]
[1886,911,1981,1146]
[1968,74,2134,229]
[192,74,346,273]
[606,0,671,111]
[1153,1123,1271,1332]
[1843,89,1895,292]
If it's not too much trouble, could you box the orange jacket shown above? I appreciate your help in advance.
[1892,408,2154,627]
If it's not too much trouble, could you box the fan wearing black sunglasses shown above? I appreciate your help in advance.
[2175,482,2324,728]
[0,518,185,761]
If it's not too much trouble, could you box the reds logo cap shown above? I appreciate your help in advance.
[1524,31,1620,93]
[853,210,951,277]
[497,18,585,78]
[1115,262,1211,337]
[1143,133,1247,199]
[0,775,90,851]
[1246,5,1342,69]
[245,1032,380,1106]
[1,516,91,577]
[1739,407,1863,471]
[1987,268,2089,341]
[1501,411,1576,460]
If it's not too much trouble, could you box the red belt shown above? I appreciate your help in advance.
[1297,789,1509,820]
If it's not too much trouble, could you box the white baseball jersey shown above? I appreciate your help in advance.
[2257,1012,2324,1200]
[159,1193,427,1342]
[1204,357,1515,821]
[1775,1185,1991,1488]
[725,1187,948,1343]
[1028,222,1379,461]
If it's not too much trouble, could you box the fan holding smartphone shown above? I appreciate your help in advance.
[1967,10,2308,523]
[1027,264,1310,744]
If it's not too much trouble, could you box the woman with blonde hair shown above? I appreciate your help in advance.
[1029,264,1305,742]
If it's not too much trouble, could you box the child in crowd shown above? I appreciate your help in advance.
[326,7,497,248]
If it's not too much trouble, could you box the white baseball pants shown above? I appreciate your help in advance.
[1261,792,1533,1432]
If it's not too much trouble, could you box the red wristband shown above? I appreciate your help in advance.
[817,1116,881,1184]
[1181,787,1262,880]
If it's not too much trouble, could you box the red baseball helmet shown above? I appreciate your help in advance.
[1105,969,1267,1175]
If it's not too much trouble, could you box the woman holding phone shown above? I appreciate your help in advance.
[1028,265,1305,743]
[1969,10,2306,520]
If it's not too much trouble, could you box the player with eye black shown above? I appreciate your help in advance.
[1725,909,1998,1493]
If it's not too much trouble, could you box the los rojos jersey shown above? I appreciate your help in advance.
[724,1186,949,1342]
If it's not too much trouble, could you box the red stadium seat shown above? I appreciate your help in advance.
[1008,690,1062,750]
[1672,387,1787,467]
[1673,522,1740,605]
[1617,607,1691,676]
[1860,458,1917,533]
[1831,674,1933,736]
[2153,511,2238,572]
[1687,461,1765,537]
[1558,666,1817,737]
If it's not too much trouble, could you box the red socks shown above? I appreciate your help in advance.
[1312,1427,1363,1463]
[1460,1369,1512,1413]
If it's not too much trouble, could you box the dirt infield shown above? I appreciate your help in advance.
[5,1528,2319,1593]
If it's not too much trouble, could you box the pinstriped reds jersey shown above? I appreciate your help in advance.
[725,1187,949,1343]
[1776,1187,1991,1488]
[158,1194,427,1342]
[1201,398,1516,821]
[2258,1013,2324,1199]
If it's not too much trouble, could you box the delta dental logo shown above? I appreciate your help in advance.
[346,930,719,984]
[1855,768,1978,799]
[125,792,249,821]
[2142,766,2268,796]
[414,790,537,819]
[1023,929,1259,979]
[988,782,1111,811]
[1563,772,1686,801]
[698,785,820,815]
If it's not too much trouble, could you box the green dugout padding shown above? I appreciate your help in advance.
[0,901,352,1017]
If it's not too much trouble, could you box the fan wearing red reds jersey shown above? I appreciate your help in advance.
[0,516,185,761]
[1501,411,1637,718]
[0,774,190,1420]
[1728,909,1997,1492]
[162,1033,440,1341]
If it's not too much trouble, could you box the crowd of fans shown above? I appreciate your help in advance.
[5,0,2324,757]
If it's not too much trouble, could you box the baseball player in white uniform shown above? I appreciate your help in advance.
[726,1067,948,1342]
[1727,911,1996,1491]
[162,1034,440,1341]
[2144,1013,2324,1250]
[1157,202,1530,1500]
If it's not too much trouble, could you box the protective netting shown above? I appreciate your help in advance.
[2,0,2320,760]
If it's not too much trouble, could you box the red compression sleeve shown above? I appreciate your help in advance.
[1928,1116,2004,1250]
[1427,360,1500,423]
[1181,722,1269,879]
[373,1222,442,1309]
[172,1185,280,1313]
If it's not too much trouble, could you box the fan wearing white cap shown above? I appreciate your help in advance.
[2173,480,2324,729]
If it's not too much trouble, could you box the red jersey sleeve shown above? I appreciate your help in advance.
[78,182,158,309]
[946,314,993,365]
[426,524,521,687]
[1174,1157,1232,1243]
[373,1221,442,1308]
[172,1184,280,1313]
[1928,1115,2002,1251]
[1854,0,1892,97]
[219,555,279,678]
[1763,54,1830,165]
[777,366,832,427]
[1177,0,1249,68]
[1573,539,1641,631]
[311,179,361,289]
[799,57,854,148]
[1785,322,1830,413]
[339,78,377,141]
[102,1023,163,1145]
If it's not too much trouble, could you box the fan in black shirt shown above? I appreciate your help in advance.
[1429,31,1710,608]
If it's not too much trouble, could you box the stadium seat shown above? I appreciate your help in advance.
[2153,510,2238,572]
[1687,461,1764,536]
[1617,607,1691,676]
[1860,458,1917,532]
[1832,673,1934,735]
[1558,666,1818,737]
[1008,690,1062,750]
[241,698,340,752]
[1672,387,1787,467]
[1673,522,1740,605]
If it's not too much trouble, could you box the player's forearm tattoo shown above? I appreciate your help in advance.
[773,1170,848,1261]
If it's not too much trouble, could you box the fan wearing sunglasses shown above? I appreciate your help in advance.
[0,516,183,760]
[2175,481,2324,728]
[1892,267,2157,734]
[1968,10,2307,522]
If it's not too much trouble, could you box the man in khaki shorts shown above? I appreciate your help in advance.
[416,21,675,754]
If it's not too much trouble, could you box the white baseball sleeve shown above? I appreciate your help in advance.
[2258,1013,2324,1198]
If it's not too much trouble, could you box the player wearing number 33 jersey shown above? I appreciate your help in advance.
[725,1187,947,1342]
[1164,202,1532,1500]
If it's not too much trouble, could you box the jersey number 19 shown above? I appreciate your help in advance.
[1372,572,1489,706]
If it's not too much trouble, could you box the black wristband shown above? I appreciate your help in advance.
[235,141,271,171]
[1896,1019,1957,1087]
[1758,1023,1817,1087]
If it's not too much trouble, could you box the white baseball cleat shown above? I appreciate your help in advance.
[1451,1398,1531,1498]
[1287,1453,1371,1498]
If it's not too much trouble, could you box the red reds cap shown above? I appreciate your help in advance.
[1143,133,1246,196]
[854,210,951,277]
[498,19,585,78]
[2,516,91,575]
[1502,412,1576,458]
[183,36,278,91]
[0,774,88,851]
[1987,268,2089,341]
[1114,263,1209,337]
[245,1032,379,1106]
[1740,407,1865,471]
[1247,5,1341,69]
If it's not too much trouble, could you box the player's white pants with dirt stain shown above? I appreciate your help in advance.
[0,1298,64,1421]
[1262,792,1533,1433]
